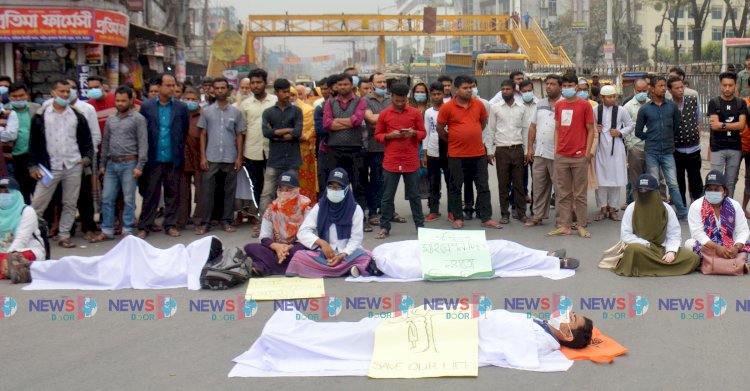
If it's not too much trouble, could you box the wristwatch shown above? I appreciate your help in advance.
[722,122,727,130]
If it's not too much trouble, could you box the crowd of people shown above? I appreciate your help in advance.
[2,58,750,283]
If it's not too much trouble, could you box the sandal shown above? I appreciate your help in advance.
[594,211,608,221]
[9,254,32,284]
[58,238,76,248]
[577,226,592,238]
[195,226,208,235]
[223,224,237,233]
[368,216,381,226]
[89,233,114,243]
[524,219,540,227]
[391,214,407,223]
[136,230,148,239]
[609,211,622,221]
[559,258,580,270]
[363,221,373,232]
[481,220,503,229]
[375,229,389,240]
[547,228,571,236]
[166,227,181,237]
[0,258,8,278]
[251,224,260,238]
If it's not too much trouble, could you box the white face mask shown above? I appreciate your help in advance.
[548,307,571,332]
[326,188,347,203]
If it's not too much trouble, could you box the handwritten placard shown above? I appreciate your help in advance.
[368,306,479,378]
[418,228,493,280]
[245,277,325,301]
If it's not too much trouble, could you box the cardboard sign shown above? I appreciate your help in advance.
[245,277,325,301]
[418,228,494,280]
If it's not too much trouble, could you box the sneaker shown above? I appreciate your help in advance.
[350,265,361,278]
[424,213,440,222]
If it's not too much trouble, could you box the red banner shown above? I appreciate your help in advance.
[0,8,129,47]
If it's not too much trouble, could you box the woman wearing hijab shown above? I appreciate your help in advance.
[615,173,700,276]
[686,170,750,260]
[0,177,45,283]
[244,172,313,276]
[287,168,374,278]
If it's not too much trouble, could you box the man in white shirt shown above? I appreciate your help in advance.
[422,81,449,222]
[486,79,533,223]
[526,75,562,227]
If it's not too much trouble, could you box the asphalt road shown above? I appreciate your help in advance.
[2,156,747,391]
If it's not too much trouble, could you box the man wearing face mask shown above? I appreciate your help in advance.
[575,78,598,108]
[0,76,12,105]
[686,170,750,265]
[177,88,204,229]
[85,76,116,135]
[1,83,40,203]
[362,73,392,227]
[90,86,147,242]
[614,174,700,276]
[486,79,533,224]
[27,80,94,248]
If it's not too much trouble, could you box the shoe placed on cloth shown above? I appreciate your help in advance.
[559,258,580,270]
[350,265,361,278]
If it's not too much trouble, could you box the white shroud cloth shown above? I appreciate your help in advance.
[23,236,215,291]
[346,240,574,282]
[228,309,573,377]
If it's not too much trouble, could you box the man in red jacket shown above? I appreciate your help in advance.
[373,83,426,239]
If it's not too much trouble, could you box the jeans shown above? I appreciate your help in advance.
[447,156,492,222]
[645,152,687,218]
[380,169,424,231]
[710,149,742,199]
[674,150,704,205]
[31,164,82,239]
[101,160,138,236]
[365,152,384,217]
[200,162,238,225]
[427,156,449,214]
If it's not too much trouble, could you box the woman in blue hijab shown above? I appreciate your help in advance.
[0,177,45,283]
[286,168,374,278]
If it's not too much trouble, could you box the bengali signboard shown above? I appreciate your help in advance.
[0,8,129,47]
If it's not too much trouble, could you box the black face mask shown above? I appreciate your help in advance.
[502,94,514,103]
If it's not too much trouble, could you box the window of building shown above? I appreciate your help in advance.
[712,27,723,41]
[669,9,684,19]
[712,7,722,20]
[687,29,693,40]
[671,27,685,41]
[727,29,736,38]
[549,0,557,16]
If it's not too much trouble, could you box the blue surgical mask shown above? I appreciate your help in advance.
[471,87,479,98]
[0,86,8,95]
[635,92,648,102]
[561,88,576,98]
[352,76,360,87]
[185,101,199,111]
[87,88,104,100]
[69,88,78,101]
[54,96,70,107]
[705,191,724,204]
[414,92,427,102]
[10,100,28,110]
[576,90,589,100]
[0,193,13,209]
[326,188,347,203]
[374,87,387,97]
[522,91,535,103]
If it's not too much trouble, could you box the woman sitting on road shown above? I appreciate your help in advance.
[0,177,46,283]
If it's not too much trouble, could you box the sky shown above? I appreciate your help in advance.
[227,0,398,59]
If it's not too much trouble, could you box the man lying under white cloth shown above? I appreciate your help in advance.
[23,236,216,290]
[229,307,593,377]
[348,240,578,282]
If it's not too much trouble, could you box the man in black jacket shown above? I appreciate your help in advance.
[28,80,93,248]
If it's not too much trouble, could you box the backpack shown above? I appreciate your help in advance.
[21,206,51,260]
[199,237,253,290]
[597,104,622,156]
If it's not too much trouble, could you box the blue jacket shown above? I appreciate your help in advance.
[139,97,190,168]
[635,99,681,155]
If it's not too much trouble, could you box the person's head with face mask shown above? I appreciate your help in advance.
[7,82,30,111]
[114,85,134,115]
[545,309,593,349]
[50,79,72,110]
[370,73,387,99]
[85,76,106,101]
[0,177,29,270]
[0,76,12,105]
[324,168,352,205]
[703,170,728,206]
[182,88,201,113]
[410,82,428,108]
[317,168,358,246]
[64,79,81,104]
[632,78,649,104]
[276,171,302,206]
[519,79,535,104]
[560,73,578,101]
[576,78,590,100]
[498,79,515,104]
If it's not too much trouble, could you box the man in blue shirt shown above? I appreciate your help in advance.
[634,76,687,220]
[137,74,190,238]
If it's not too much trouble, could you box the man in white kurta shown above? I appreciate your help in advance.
[594,86,633,220]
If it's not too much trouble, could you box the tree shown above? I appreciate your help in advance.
[688,0,712,62]
[702,41,723,62]
[665,1,688,64]
[649,1,672,64]
[723,0,750,38]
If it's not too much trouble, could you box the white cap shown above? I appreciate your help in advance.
[600,85,616,96]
